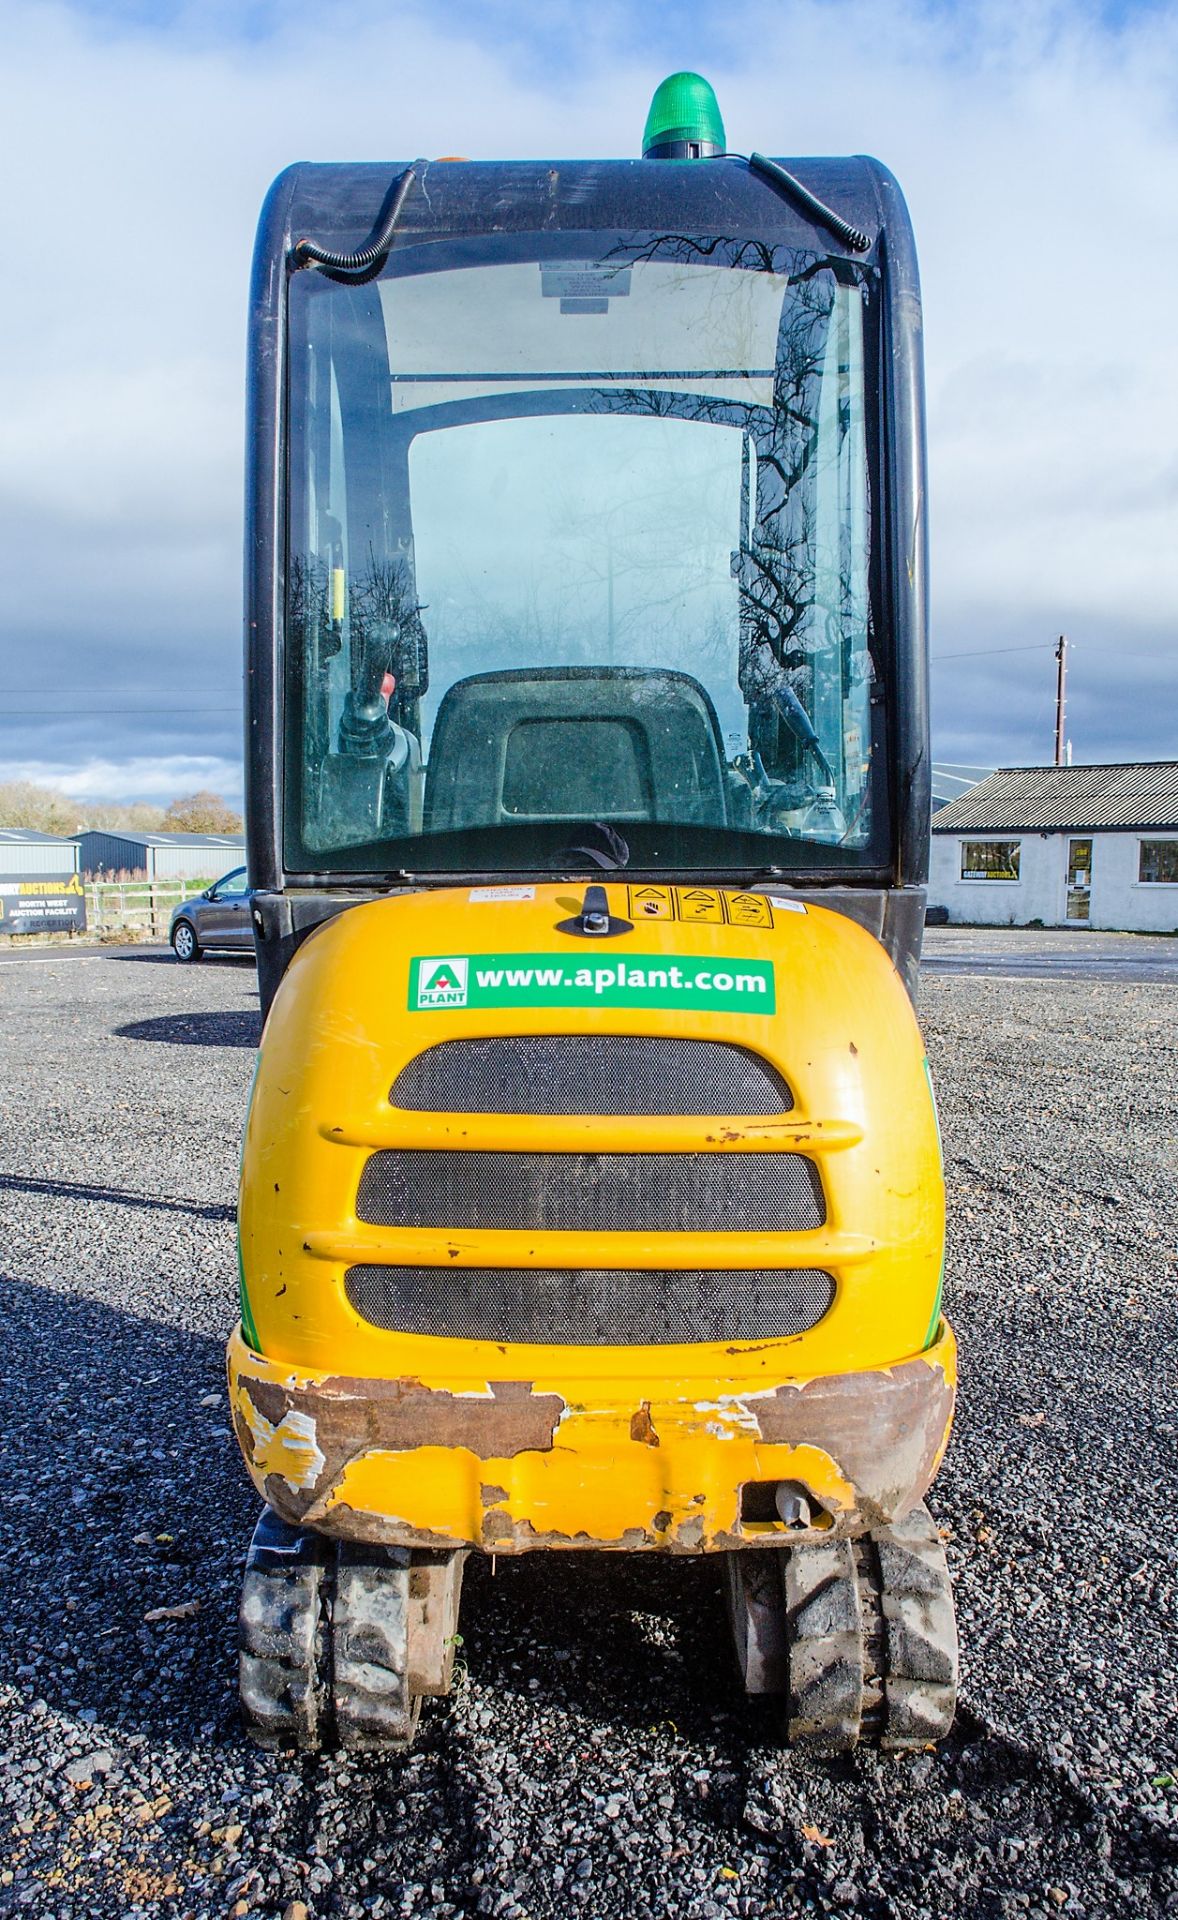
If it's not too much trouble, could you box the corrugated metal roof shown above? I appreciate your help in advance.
[138,832,243,848]
[932,762,1178,832]
[72,830,244,849]
[0,828,75,843]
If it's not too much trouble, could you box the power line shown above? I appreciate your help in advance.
[933,641,1172,665]
[0,707,241,717]
[0,686,240,693]
[931,643,1056,662]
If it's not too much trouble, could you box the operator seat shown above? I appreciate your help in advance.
[423,666,727,832]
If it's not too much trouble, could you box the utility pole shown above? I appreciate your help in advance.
[1054,635,1068,767]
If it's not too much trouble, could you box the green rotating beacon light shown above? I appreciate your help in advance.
[642,71,726,158]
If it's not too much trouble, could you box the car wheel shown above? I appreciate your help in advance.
[172,920,202,963]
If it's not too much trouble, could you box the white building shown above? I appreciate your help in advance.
[929,762,1178,932]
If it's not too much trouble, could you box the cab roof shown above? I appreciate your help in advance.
[275,156,902,262]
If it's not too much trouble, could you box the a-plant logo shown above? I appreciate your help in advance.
[416,956,469,1009]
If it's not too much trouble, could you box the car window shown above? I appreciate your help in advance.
[213,867,248,897]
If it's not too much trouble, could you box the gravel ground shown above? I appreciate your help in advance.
[0,937,1175,1919]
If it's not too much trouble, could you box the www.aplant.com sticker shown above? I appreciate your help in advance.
[409,953,775,1014]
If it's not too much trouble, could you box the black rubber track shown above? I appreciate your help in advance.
[238,1513,422,1752]
[726,1501,959,1752]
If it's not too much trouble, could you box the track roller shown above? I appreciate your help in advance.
[724,1501,958,1753]
[239,1509,467,1751]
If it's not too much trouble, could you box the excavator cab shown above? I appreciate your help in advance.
[232,75,957,1754]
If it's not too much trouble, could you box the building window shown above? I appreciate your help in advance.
[1139,839,1178,883]
[1067,839,1091,886]
[960,840,1021,881]
[1066,838,1092,919]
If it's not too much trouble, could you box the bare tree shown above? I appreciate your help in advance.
[0,780,77,834]
[78,800,166,832]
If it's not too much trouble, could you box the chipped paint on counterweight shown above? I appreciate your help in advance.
[227,1324,955,1553]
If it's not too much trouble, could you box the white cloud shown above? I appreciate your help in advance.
[0,754,244,804]
[1,0,1176,779]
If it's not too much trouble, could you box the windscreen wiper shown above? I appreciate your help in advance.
[554,823,631,871]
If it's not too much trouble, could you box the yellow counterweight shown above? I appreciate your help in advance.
[229,884,951,1554]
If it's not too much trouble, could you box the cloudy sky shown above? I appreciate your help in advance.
[1,0,1176,804]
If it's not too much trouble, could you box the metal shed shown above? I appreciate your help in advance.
[0,829,82,876]
[0,831,85,935]
[74,830,245,881]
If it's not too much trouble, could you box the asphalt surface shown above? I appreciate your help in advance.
[0,936,1175,1919]
[922,925,1178,985]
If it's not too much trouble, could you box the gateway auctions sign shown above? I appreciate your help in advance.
[0,872,87,936]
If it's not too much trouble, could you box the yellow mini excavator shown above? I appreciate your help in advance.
[230,73,958,1754]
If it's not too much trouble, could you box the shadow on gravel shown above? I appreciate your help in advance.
[429,1556,1147,1909]
[459,1548,736,1737]
[115,1011,262,1048]
[0,1276,255,1744]
[0,1173,234,1222]
[108,949,256,970]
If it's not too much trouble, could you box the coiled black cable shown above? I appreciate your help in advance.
[291,164,417,274]
[747,152,871,254]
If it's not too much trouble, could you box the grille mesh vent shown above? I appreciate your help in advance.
[390,1035,792,1116]
[355,1149,825,1234]
[344,1264,836,1344]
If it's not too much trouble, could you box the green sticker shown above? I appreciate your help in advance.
[409,951,775,1014]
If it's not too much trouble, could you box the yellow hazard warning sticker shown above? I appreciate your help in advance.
[626,884,675,920]
[675,886,725,924]
[723,892,774,928]
[627,885,778,927]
